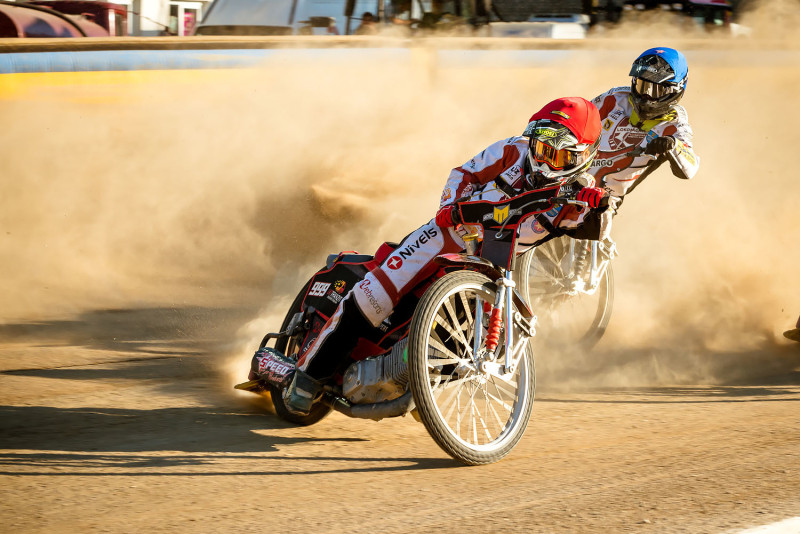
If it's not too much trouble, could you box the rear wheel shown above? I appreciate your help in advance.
[516,237,614,349]
[263,281,333,426]
[408,271,535,465]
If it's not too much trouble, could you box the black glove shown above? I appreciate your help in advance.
[644,135,676,156]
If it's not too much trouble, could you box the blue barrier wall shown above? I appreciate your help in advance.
[0,46,576,74]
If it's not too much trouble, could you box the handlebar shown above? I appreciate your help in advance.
[552,196,589,208]
[625,146,657,160]
[487,195,589,239]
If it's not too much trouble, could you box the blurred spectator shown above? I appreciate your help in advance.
[390,0,413,24]
[355,11,377,34]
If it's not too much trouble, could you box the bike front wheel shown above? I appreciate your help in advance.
[407,271,535,465]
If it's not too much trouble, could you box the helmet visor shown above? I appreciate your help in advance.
[632,77,681,101]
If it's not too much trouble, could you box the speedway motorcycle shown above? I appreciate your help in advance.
[516,145,679,349]
[236,186,590,465]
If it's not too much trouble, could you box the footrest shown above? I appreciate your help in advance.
[234,380,265,393]
[784,328,800,343]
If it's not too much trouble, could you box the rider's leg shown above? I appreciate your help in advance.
[286,219,464,414]
[285,292,375,414]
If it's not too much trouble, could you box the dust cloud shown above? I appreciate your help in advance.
[0,35,798,388]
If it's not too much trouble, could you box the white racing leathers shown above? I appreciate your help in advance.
[298,136,601,379]
[589,87,700,239]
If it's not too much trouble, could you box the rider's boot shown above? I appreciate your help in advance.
[284,369,324,416]
[286,292,376,415]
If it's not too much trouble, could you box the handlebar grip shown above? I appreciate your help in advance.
[552,196,589,208]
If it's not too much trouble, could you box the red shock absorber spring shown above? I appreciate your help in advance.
[485,306,503,353]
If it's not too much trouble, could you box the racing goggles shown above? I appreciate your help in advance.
[632,77,682,101]
[530,138,592,171]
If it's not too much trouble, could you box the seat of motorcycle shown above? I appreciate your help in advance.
[325,242,399,270]
[325,252,376,269]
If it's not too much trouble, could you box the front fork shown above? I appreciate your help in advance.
[475,271,535,376]
[569,239,607,294]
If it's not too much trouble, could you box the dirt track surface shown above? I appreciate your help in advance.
[1,308,798,534]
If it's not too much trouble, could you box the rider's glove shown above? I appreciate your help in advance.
[644,135,676,156]
[575,186,605,209]
[435,205,461,228]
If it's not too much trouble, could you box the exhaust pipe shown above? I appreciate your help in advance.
[325,391,415,421]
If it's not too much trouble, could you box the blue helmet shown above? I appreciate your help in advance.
[629,47,688,120]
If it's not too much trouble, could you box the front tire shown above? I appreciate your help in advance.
[516,237,614,349]
[408,271,535,465]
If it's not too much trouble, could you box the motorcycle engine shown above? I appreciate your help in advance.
[343,338,409,404]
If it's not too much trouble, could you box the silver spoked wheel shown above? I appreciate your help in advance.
[408,271,535,465]
[516,236,614,349]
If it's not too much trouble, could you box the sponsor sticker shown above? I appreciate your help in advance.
[255,348,295,387]
[308,281,330,297]
[505,165,522,180]
[545,205,562,218]
[593,159,616,168]
[609,121,647,151]
[386,256,403,270]
[676,141,696,165]
[333,280,346,294]
[397,228,439,260]
[358,279,384,315]
[493,205,509,224]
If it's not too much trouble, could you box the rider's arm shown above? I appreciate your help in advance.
[657,107,700,180]
[439,137,523,208]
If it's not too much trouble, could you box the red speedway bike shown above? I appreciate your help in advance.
[236,186,591,465]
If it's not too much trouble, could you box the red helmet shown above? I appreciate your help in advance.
[523,97,601,186]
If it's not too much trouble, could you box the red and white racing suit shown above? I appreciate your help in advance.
[298,136,602,379]
[589,87,700,239]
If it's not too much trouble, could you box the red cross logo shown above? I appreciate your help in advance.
[386,256,403,270]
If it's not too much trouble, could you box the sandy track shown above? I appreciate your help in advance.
[1,307,798,534]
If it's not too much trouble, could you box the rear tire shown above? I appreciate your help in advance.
[263,280,333,426]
